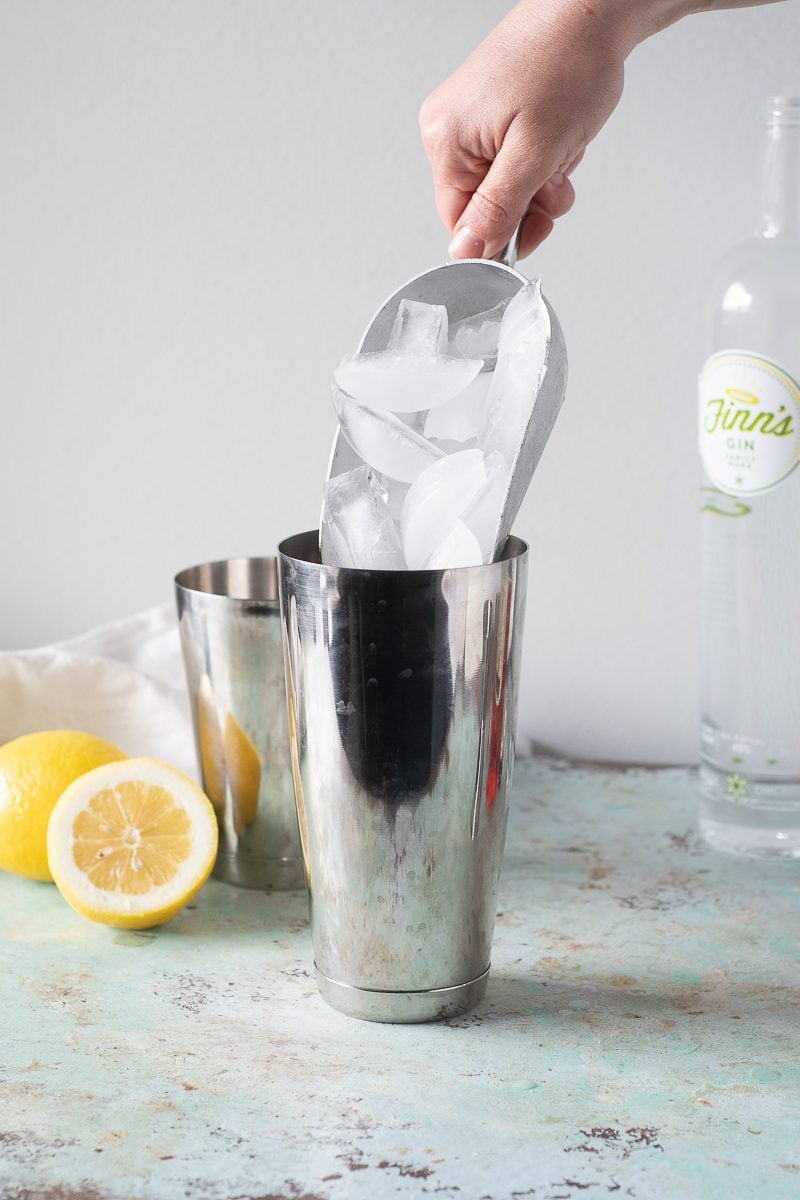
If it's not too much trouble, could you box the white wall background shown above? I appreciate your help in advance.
[1,0,798,764]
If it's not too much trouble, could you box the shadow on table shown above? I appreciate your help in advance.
[110,880,310,946]
[472,967,799,1043]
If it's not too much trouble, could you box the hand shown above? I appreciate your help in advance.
[419,0,642,260]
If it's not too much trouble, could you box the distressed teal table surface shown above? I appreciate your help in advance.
[2,759,799,1200]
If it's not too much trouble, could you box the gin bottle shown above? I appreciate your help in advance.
[699,97,800,856]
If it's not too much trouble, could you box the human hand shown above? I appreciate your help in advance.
[419,0,644,260]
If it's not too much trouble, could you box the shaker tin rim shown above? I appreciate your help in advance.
[174,555,280,609]
[277,529,529,578]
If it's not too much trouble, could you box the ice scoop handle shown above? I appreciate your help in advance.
[494,223,522,270]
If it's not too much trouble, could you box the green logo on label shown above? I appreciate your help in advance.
[699,352,800,496]
[703,388,794,438]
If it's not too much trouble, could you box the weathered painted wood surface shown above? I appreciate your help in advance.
[2,759,798,1200]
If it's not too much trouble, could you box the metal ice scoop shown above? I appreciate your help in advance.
[325,231,568,561]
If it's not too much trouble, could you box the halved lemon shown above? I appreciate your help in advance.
[47,758,218,929]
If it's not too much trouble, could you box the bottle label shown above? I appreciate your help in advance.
[698,351,800,495]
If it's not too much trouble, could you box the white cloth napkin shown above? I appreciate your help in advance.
[0,606,197,778]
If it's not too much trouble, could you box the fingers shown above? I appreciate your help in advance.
[446,129,550,260]
[533,172,576,222]
[428,149,488,254]
[448,166,577,261]
[419,95,491,243]
[564,147,585,176]
[517,172,577,258]
[519,206,554,258]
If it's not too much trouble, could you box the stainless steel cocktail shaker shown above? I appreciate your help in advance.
[278,530,527,1021]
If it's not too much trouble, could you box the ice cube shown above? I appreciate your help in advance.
[497,278,547,357]
[478,280,549,468]
[388,299,448,356]
[462,451,509,561]
[400,449,487,570]
[430,437,474,455]
[424,370,492,443]
[320,465,405,570]
[423,522,482,570]
[333,387,444,483]
[448,298,509,362]
[376,473,409,521]
[334,351,483,414]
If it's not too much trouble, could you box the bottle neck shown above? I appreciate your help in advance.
[757,99,800,241]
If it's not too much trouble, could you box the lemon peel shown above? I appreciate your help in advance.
[0,730,127,881]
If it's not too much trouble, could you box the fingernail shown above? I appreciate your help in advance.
[448,226,486,260]
[551,172,567,188]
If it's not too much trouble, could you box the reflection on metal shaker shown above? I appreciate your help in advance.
[175,557,303,890]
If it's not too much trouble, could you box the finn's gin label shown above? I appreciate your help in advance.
[699,350,800,496]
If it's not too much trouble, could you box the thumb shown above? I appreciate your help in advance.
[449,138,547,260]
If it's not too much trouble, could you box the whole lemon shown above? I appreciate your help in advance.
[0,730,127,881]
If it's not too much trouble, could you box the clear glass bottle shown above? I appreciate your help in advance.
[699,96,800,857]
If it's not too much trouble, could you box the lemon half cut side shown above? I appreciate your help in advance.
[47,758,218,929]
